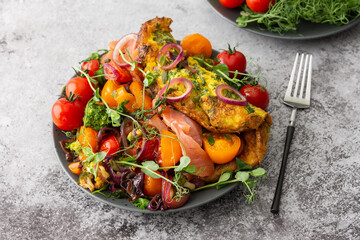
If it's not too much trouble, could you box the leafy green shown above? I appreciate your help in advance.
[206,135,215,146]
[141,161,160,179]
[192,167,267,204]
[174,156,191,172]
[237,0,360,33]
[131,198,150,210]
[80,49,108,63]
[236,158,253,170]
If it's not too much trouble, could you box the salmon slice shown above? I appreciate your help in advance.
[161,107,214,177]
[145,114,168,133]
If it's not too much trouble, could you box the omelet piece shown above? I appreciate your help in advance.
[137,17,272,133]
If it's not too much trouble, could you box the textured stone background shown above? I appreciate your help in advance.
[1,0,359,239]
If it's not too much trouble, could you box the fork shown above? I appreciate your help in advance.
[271,53,313,214]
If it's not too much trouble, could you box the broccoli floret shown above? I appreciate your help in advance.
[83,103,111,131]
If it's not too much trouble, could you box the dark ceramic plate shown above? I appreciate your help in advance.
[207,0,360,40]
[53,48,239,213]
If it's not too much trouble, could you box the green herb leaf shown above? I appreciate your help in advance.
[250,168,266,178]
[245,104,255,114]
[94,88,101,102]
[236,158,253,170]
[141,161,160,178]
[159,55,166,66]
[218,171,232,183]
[174,156,191,172]
[182,165,197,174]
[235,171,250,182]
[144,72,155,87]
[224,134,232,141]
[142,161,159,171]
[207,135,215,146]
[216,171,232,189]
[131,198,149,210]
[213,64,229,77]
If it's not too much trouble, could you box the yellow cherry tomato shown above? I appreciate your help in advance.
[203,133,241,164]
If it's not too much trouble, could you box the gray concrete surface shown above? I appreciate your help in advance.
[1,0,359,239]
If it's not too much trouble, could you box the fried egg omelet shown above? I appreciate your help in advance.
[137,17,272,169]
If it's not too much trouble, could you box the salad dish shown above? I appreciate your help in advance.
[52,17,271,212]
[208,0,360,39]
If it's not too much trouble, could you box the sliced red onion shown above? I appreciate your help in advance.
[120,118,135,156]
[157,43,183,70]
[161,173,189,209]
[136,137,160,162]
[113,33,138,67]
[103,63,120,82]
[159,78,193,103]
[216,84,247,106]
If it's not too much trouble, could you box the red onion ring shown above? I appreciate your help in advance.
[157,43,183,70]
[103,63,120,82]
[113,33,138,67]
[161,173,190,209]
[159,78,193,103]
[216,84,247,106]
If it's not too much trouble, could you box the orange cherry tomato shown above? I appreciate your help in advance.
[203,133,241,164]
[68,162,82,175]
[144,171,162,197]
[78,126,98,152]
[101,80,121,108]
[180,33,212,58]
[100,135,121,156]
[129,81,152,110]
[158,130,182,168]
[114,85,136,113]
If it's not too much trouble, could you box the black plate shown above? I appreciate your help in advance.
[207,0,360,40]
[53,48,240,213]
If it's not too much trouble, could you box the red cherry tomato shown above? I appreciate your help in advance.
[51,97,85,131]
[216,45,246,79]
[246,0,275,13]
[66,77,94,105]
[240,84,269,110]
[219,0,245,8]
[110,61,132,84]
[100,135,121,156]
[81,59,100,77]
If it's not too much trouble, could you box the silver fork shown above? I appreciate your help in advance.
[271,53,313,214]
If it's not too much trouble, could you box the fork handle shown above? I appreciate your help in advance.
[271,125,295,214]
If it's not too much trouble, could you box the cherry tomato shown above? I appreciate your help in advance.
[81,59,100,77]
[240,84,269,110]
[100,135,121,156]
[219,0,245,8]
[216,45,246,79]
[203,133,241,164]
[144,171,162,197]
[51,97,85,131]
[246,0,275,13]
[101,80,121,108]
[110,61,132,84]
[66,77,94,105]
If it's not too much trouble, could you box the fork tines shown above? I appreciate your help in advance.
[284,53,312,108]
